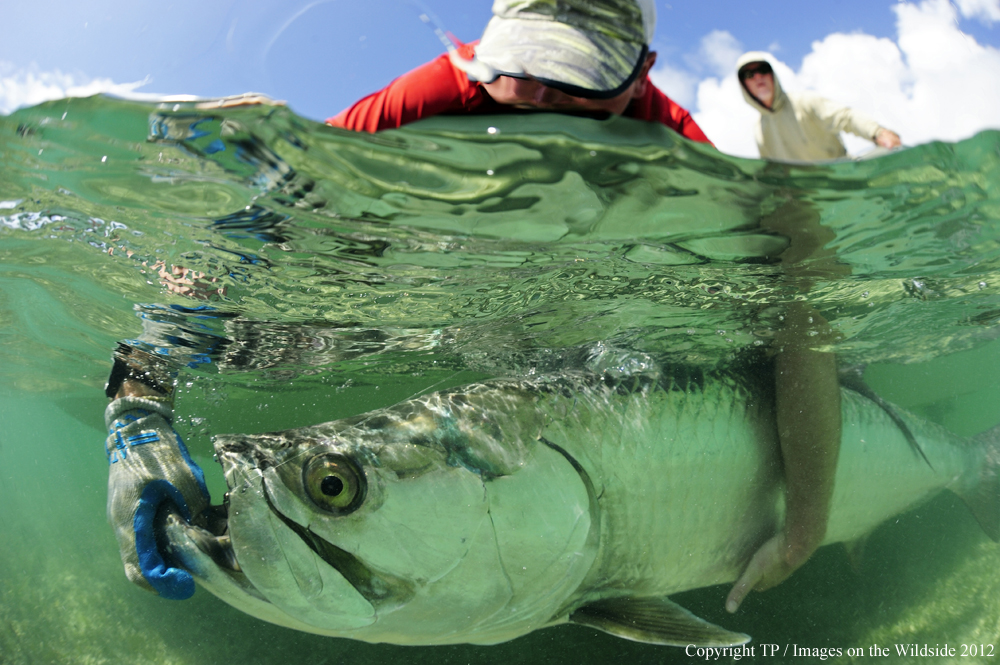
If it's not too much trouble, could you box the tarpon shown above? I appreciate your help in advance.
[161,360,1000,646]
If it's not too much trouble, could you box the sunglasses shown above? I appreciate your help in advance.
[495,45,651,100]
[739,63,773,81]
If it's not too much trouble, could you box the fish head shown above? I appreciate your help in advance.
[169,385,598,645]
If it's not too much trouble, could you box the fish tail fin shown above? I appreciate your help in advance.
[956,424,1000,542]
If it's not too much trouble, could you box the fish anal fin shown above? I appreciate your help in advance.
[957,426,1000,542]
[842,535,869,573]
[966,494,1000,542]
[956,477,1000,542]
[569,596,750,647]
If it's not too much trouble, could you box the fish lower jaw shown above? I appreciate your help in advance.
[158,503,242,573]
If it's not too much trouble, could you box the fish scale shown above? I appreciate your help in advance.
[562,379,978,598]
[535,376,781,597]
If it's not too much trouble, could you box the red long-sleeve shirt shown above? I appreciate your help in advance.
[327,43,712,145]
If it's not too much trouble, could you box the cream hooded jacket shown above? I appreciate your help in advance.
[736,51,883,162]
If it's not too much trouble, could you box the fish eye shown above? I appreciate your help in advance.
[303,454,366,515]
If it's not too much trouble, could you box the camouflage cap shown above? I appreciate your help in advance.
[461,0,656,99]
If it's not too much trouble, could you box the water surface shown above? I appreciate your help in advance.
[1,95,999,663]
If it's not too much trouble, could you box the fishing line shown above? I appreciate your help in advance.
[260,1,337,78]
[404,370,464,402]
[408,0,495,81]
[407,0,462,53]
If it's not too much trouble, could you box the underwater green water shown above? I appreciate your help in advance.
[1,95,999,663]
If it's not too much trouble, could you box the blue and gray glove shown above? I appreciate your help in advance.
[104,357,210,599]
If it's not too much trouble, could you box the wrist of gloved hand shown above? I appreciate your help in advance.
[105,396,210,599]
[105,343,177,399]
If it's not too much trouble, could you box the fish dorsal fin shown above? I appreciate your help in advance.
[838,364,932,469]
[569,596,750,647]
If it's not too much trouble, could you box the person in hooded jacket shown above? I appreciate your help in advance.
[720,51,904,614]
[736,51,901,161]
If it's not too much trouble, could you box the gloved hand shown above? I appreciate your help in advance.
[105,394,210,599]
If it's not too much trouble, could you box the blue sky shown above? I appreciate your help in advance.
[2,0,999,155]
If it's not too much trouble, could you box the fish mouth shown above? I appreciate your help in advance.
[156,500,241,574]
[157,489,372,590]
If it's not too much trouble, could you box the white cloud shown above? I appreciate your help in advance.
[954,0,1000,23]
[0,63,149,115]
[649,62,699,109]
[656,0,1000,158]
[688,30,745,78]
[687,68,760,159]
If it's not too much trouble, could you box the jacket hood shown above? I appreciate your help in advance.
[736,51,785,113]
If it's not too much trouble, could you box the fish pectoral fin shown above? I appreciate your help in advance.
[569,596,750,647]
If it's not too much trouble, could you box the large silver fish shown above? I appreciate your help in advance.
[162,363,1000,647]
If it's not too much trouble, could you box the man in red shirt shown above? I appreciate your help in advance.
[327,3,710,145]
